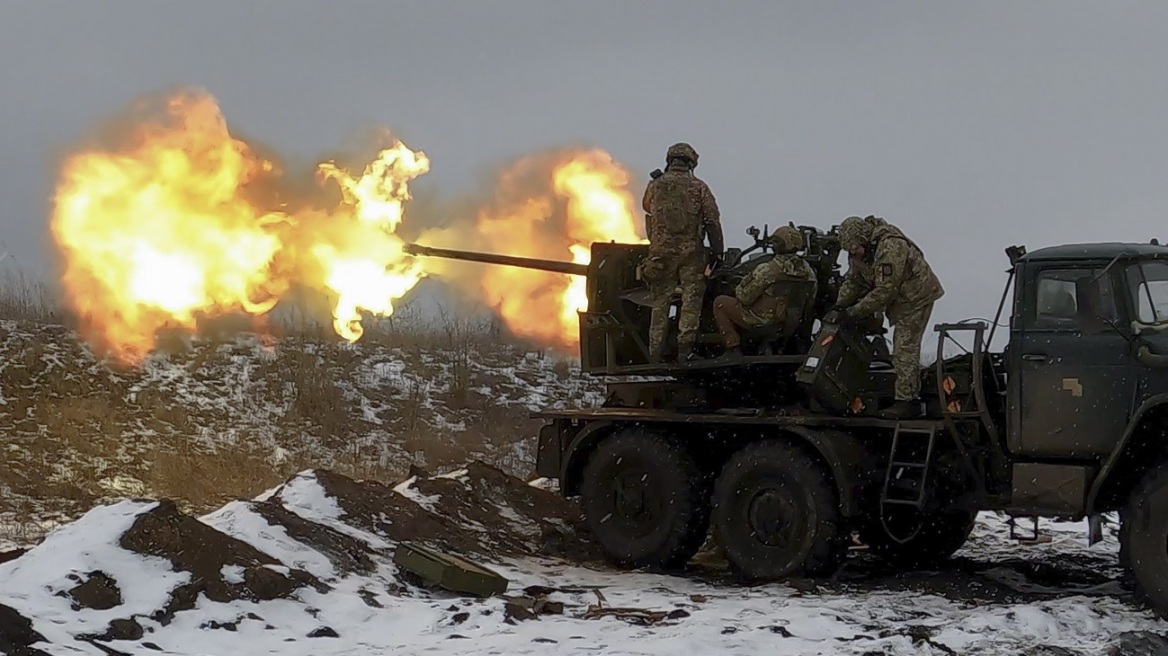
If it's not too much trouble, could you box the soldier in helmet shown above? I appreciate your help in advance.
[641,142,724,362]
[711,226,817,358]
[834,215,944,418]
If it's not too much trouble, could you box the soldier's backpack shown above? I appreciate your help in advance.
[650,174,700,246]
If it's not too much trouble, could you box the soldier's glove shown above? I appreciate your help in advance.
[708,251,724,270]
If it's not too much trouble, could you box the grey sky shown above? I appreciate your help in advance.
[3,1,1168,337]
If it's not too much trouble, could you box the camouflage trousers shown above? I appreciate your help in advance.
[646,252,706,358]
[891,302,933,401]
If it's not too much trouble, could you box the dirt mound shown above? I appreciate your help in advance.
[306,462,601,563]
[298,469,475,551]
[119,499,324,620]
[409,461,603,562]
[249,499,378,576]
[0,603,47,655]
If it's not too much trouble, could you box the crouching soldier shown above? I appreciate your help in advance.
[834,215,944,418]
[712,226,817,357]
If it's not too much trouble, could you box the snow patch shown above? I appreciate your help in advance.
[0,501,190,645]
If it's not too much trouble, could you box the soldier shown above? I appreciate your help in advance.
[711,226,817,357]
[641,142,724,362]
[835,215,944,418]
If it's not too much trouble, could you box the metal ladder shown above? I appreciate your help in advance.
[881,423,938,508]
[933,321,1008,498]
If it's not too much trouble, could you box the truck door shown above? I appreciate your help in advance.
[1010,264,1133,458]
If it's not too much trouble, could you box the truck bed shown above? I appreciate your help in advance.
[531,406,943,431]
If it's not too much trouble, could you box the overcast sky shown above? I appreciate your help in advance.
[3,1,1168,339]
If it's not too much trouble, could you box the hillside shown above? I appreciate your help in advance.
[5,317,1168,654]
[2,464,1168,655]
[0,317,602,546]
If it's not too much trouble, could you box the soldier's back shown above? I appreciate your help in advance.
[647,170,708,252]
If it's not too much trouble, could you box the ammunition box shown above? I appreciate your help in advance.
[393,542,509,597]
[796,320,883,415]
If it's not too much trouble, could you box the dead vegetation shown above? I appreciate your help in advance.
[0,277,597,543]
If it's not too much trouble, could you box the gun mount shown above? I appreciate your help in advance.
[402,224,857,380]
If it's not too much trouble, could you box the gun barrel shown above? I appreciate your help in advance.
[404,243,588,276]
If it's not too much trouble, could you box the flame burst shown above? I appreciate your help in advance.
[418,149,646,349]
[50,89,429,364]
[49,88,645,364]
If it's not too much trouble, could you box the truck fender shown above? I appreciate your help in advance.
[560,420,621,497]
[776,425,868,519]
[1086,392,1168,513]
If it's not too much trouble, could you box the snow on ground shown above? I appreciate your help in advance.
[1,464,1166,656]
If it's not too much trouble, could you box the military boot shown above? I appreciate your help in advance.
[711,345,742,363]
[877,399,923,419]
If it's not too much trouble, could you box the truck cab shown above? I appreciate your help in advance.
[1000,244,1168,513]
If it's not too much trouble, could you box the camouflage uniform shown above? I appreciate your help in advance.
[837,216,944,403]
[641,143,723,359]
[713,227,817,349]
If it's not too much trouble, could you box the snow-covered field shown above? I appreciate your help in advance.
[2,464,1166,656]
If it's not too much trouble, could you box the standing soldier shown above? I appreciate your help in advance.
[641,142,724,362]
[711,226,817,357]
[834,215,944,418]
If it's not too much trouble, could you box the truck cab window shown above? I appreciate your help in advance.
[1031,267,1117,330]
[1129,261,1168,325]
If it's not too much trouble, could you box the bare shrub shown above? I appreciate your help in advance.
[281,348,351,439]
[145,438,291,512]
[0,266,56,323]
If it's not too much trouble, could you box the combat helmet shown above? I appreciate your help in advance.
[768,226,804,254]
[837,215,875,252]
[665,142,699,168]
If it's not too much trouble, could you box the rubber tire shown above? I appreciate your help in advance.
[1121,463,1168,615]
[579,430,710,570]
[712,440,846,580]
[858,507,976,568]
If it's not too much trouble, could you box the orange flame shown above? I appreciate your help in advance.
[418,149,646,349]
[49,89,429,364]
[50,88,646,364]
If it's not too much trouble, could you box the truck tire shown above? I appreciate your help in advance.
[1121,464,1168,615]
[712,439,845,580]
[579,429,710,570]
[859,507,976,568]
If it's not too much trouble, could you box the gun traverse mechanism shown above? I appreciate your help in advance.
[403,243,587,277]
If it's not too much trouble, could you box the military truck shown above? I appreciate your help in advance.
[406,231,1168,614]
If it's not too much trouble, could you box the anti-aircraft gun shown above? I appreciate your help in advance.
[403,225,847,378]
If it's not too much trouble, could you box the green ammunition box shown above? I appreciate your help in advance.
[796,319,882,415]
[392,542,509,597]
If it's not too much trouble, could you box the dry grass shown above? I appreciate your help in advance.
[145,438,294,512]
[281,348,352,440]
[0,266,57,323]
[0,264,586,529]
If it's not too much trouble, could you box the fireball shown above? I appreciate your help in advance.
[49,87,646,364]
[417,148,647,350]
[49,89,430,364]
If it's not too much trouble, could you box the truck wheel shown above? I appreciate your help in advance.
[859,506,976,568]
[579,430,710,570]
[712,440,845,580]
[1121,464,1168,615]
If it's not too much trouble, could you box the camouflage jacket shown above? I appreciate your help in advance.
[737,254,817,326]
[838,220,944,323]
[642,167,723,256]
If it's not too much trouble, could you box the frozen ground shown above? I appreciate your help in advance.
[1,464,1166,656]
[0,318,604,536]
